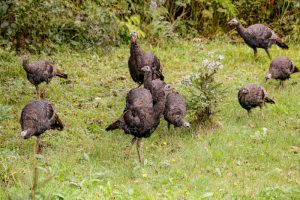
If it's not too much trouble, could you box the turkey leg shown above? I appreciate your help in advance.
[247,109,252,117]
[136,138,143,164]
[35,136,43,155]
[264,48,271,60]
[253,48,257,61]
[35,85,40,99]
[260,106,265,120]
[279,81,284,90]
[125,137,137,159]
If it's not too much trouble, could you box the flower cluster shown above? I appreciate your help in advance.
[202,52,224,70]
[180,50,225,125]
[150,0,166,10]
[150,0,158,10]
[192,37,204,51]
[179,76,192,86]
[251,127,268,140]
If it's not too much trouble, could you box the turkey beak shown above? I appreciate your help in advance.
[183,121,191,128]
[20,130,29,139]
[265,74,271,82]
[130,31,137,42]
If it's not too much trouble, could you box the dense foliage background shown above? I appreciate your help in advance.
[0,0,299,52]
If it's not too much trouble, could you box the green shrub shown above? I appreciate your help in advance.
[0,0,299,50]
[0,0,122,52]
[118,14,146,41]
[142,0,236,41]
[182,51,225,126]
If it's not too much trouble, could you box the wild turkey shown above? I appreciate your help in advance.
[141,66,189,130]
[20,100,64,154]
[21,55,68,98]
[164,92,190,130]
[141,65,167,104]
[128,31,164,84]
[228,19,288,60]
[266,56,299,88]
[106,85,172,163]
[238,84,275,117]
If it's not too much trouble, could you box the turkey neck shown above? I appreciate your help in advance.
[153,90,166,120]
[130,41,143,60]
[20,128,35,139]
[235,23,248,40]
[143,70,153,91]
[22,59,30,71]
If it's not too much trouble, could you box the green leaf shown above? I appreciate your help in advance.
[202,9,213,19]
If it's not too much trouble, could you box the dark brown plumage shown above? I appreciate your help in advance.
[238,84,275,116]
[266,56,299,88]
[141,65,167,104]
[141,66,189,130]
[21,55,68,97]
[106,85,168,163]
[20,100,64,154]
[228,19,288,60]
[128,31,164,84]
[164,92,190,130]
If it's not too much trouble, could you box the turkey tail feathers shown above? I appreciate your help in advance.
[106,120,122,131]
[56,72,68,79]
[54,67,68,79]
[276,38,289,49]
[265,97,275,104]
[54,114,64,130]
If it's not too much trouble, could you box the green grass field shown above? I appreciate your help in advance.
[0,39,299,199]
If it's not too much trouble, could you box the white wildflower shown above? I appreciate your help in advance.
[159,0,166,5]
[218,55,224,61]
[193,37,201,42]
[179,76,192,86]
[215,61,221,66]
[208,51,215,57]
[262,127,268,132]
[202,59,209,66]
[207,61,215,69]
[150,0,158,10]
[262,127,268,136]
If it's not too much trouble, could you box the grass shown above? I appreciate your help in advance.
[0,39,299,199]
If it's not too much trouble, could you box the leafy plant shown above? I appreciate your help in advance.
[118,14,146,41]
[0,0,122,52]
[1,0,300,50]
[183,52,225,126]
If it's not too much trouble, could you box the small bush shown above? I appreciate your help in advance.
[0,0,123,52]
[1,0,299,50]
[182,51,225,126]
